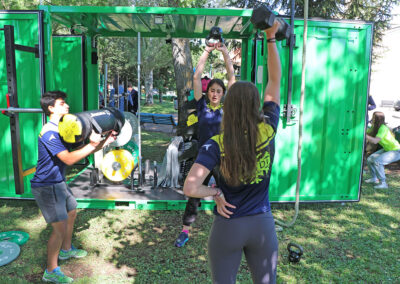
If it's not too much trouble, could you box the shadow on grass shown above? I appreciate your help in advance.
[0,171,398,283]
[272,175,399,283]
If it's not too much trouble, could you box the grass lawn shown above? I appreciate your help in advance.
[141,130,173,163]
[0,168,399,283]
[140,99,176,115]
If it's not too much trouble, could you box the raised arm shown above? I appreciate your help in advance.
[193,46,215,101]
[263,21,282,105]
[57,131,116,166]
[216,44,235,89]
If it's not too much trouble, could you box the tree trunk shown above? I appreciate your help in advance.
[171,38,193,136]
[159,88,163,103]
[167,0,194,136]
[145,69,154,105]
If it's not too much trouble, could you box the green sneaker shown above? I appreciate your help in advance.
[59,245,87,260]
[42,267,73,283]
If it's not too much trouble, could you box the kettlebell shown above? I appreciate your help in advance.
[287,242,304,263]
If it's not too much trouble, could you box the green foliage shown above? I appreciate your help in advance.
[212,71,226,80]
[97,36,174,101]
[227,0,397,59]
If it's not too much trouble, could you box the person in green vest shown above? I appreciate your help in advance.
[365,111,400,189]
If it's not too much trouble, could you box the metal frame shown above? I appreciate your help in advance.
[1,11,45,194]
[0,7,374,208]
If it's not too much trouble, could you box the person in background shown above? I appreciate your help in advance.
[174,39,235,248]
[99,91,104,109]
[127,82,139,114]
[367,95,376,124]
[183,21,282,283]
[365,111,400,189]
[109,82,125,112]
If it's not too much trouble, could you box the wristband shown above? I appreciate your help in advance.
[213,188,222,197]
[205,49,211,54]
[267,38,276,43]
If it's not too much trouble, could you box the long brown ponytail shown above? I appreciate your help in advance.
[219,81,263,186]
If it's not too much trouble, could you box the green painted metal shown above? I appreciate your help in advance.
[0,7,373,209]
[269,19,372,202]
[39,5,254,39]
[85,34,99,111]
[76,199,215,210]
[0,12,42,198]
[52,36,84,113]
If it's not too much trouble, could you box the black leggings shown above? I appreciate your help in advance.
[182,173,213,226]
[208,211,278,284]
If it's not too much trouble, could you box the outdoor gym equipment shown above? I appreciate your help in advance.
[0,6,374,208]
[205,26,225,47]
[58,107,125,144]
[0,231,29,245]
[0,241,20,267]
[287,242,304,263]
[250,5,291,41]
[101,148,137,182]
[98,112,140,183]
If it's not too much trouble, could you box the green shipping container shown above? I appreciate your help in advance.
[0,6,372,209]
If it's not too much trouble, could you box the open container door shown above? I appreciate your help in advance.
[52,35,86,113]
[270,20,373,203]
[0,10,45,198]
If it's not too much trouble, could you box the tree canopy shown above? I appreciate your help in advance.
[227,0,398,57]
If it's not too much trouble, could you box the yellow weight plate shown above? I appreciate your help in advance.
[58,114,82,143]
[101,149,135,182]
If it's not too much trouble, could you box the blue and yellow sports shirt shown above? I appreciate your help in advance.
[195,101,280,218]
[196,96,223,147]
[31,121,69,187]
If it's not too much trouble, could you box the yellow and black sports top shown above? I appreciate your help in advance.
[195,101,280,218]
[196,96,223,146]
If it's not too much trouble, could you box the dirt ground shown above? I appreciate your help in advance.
[385,162,400,175]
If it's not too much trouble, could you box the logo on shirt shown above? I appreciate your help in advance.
[48,134,56,141]
[202,144,212,151]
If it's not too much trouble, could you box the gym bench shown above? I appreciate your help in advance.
[139,112,177,132]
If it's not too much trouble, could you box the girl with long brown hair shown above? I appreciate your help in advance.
[365,111,400,189]
[184,21,281,283]
[174,34,236,248]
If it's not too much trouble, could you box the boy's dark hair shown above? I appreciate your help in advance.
[40,91,67,116]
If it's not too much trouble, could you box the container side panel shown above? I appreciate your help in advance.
[0,13,41,197]
[52,36,84,113]
[269,21,371,202]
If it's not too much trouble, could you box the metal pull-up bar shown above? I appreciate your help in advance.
[0,107,43,114]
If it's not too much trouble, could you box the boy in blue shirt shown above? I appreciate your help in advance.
[31,91,116,283]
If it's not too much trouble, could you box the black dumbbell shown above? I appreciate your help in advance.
[250,5,291,41]
[205,26,225,47]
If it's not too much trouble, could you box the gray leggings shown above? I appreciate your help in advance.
[208,211,278,284]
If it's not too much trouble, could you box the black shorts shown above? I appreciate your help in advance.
[31,181,77,224]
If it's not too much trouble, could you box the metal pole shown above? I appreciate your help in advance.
[116,72,120,110]
[285,0,296,123]
[0,108,43,113]
[38,11,47,125]
[104,63,108,107]
[137,32,143,188]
